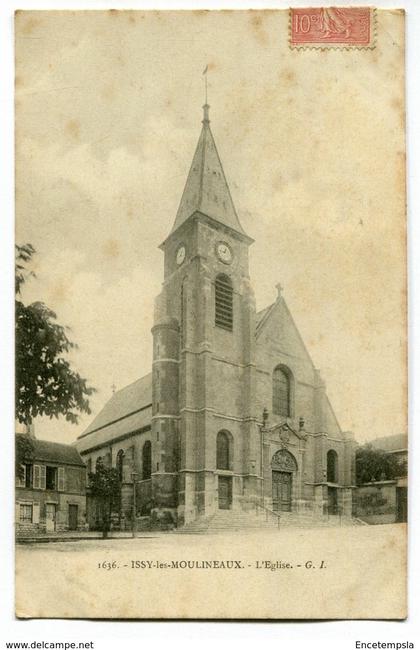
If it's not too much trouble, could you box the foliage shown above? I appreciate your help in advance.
[356,443,407,485]
[15,434,34,479]
[15,244,95,426]
[88,462,121,537]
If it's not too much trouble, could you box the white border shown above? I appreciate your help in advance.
[1,1,419,648]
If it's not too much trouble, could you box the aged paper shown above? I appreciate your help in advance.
[15,9,406,619]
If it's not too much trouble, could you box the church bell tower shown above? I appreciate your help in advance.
[151,103,260,526]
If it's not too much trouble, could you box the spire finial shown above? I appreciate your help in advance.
[202,64,210,124]
[202,103,210,124]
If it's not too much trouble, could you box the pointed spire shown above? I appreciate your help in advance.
[168,104,248,238]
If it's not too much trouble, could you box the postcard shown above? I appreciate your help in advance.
[15,8,406,619]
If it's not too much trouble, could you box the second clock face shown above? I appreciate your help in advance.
[176,245,186,266]
[216,241,233,264]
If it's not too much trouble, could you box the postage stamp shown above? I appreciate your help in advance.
[290,7,376,49]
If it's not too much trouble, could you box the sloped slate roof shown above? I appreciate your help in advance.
[371,434,408,452]
[170,113,247,237]
[16,434,85,467]
[75,373,152,454]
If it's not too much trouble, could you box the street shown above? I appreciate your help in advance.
[15,524,406,620]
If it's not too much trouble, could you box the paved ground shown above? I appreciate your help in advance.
[15,524,406,620]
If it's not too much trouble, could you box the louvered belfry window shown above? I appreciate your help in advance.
[215,274,233,331]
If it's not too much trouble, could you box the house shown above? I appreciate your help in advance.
[16,433,87,536]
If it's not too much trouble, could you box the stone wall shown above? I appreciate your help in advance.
[353,481,398,524]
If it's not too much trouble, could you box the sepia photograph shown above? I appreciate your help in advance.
[14,8,406,619]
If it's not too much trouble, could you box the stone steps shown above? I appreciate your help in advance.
[177,509,364,534]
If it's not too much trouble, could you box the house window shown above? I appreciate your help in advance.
[86,458,92,474]
[95,457,103,470]
[273,366,292,417]
[20,503,33,523]
[327,450,338,483]
[215,274,233,331]
[216,431,231,470]
[46,466,57,490]
[16,465,27,488]
[142,441,152,480]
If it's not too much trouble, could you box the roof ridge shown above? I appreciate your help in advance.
[112,371,152,396]
[78,372,153,440]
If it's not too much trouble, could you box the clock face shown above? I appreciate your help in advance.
[176,245,186,266]
[216,241,233,264]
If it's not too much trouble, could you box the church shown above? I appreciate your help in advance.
[75,103,356,529]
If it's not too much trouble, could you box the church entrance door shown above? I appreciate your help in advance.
[218,476,232,510]
[272,471,292,512]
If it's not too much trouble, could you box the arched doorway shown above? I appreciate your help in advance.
[271,449,297,512]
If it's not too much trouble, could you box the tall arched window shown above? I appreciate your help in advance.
[142,441,152,480]
[116,449,124,483]
[215,274,233,331]
[327,449,338,483]
[216,431,231,470]
[273,366,292,417]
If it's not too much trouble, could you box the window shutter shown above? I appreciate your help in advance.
[40,465,46,490]
[33,465,41,489]
[33,503,40,524]
[15,502,20,523]
[58,467,65,491]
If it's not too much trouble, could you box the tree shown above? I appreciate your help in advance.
[15,244,95,427]
[15,434,34,480]
[356,443,406,485]
[88,462,121,538]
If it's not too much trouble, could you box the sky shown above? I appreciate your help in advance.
[15,9,406,445]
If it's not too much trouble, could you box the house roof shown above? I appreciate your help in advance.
[371,434,408,453]
[16,434,85,467]
[75,373,152,454]
[169,105,247,238]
